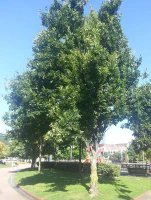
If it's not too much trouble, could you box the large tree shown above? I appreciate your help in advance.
[27,0,141,196]
[4,0,141,197]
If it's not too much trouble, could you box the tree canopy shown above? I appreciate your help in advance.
[123,83,151,153]
[4,0,141,196]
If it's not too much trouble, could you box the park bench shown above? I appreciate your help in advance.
[126,164,150,176]
[127,167,148,176]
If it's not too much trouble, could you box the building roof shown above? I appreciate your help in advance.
[99,143,127,147]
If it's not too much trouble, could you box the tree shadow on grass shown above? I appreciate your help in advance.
[16,169,133,199]
[16,169,90,193]
[98,176,133,200]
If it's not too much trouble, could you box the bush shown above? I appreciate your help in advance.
[40,161,56,169]
[38,161,90,172]
[55,162,80,172]
[39,162,120,177]
[82,163,91,172]
[97,163,120,177]
[40,161,80,172]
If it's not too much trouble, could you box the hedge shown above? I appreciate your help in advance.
[38,161,120,177]
[97,163,120,177]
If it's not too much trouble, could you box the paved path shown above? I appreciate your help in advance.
[0,163,31,200]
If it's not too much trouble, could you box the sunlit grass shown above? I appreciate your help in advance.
[14,169,151,200]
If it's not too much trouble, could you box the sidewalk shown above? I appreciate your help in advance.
[0,163,32,200]
[134,190,151,200]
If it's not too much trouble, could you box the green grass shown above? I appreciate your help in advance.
[0,163,11,168]
[14,169,151,200]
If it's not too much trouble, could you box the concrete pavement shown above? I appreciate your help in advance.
[0,163,32,200]
[134,190,151,200]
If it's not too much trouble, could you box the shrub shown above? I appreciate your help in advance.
[55,162,80,172]
[97,163,120,177]
[40,161,56,169]
[82,163,91,172]
[39,161,120,177]
[40,161,80,172]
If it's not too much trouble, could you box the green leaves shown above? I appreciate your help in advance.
[4,0,141,162]
[30,0,141,145]
[125,83,151,151]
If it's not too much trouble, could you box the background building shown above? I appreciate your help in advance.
[98,143,129,156]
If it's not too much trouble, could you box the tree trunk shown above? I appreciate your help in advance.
[89,137,99,197]
[30,145,37,169]
[79,140,82,177]
[89,156,99,197]
[70,146,72,160]
[38,141,42,173]
[31,155,36,169]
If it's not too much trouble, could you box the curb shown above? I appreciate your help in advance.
[134,190,151,200]
[12,174,44,200]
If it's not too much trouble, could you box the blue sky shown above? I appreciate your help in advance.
[0,0,151,144]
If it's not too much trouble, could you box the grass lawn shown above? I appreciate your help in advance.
[0,163,11,168]
[14,168,151,200]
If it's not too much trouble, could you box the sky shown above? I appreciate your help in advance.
[0,0,151,144]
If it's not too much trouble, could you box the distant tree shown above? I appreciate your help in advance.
[103,152,110,158]
[110,151,121,162]
[0,133,9,144]
[3,71,52,171]
[127,144,136,163]
[123,83,151,153]
[8,140,24,158]
[137,150,145,162]
[0,141,8,158]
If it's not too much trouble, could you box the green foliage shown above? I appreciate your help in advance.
[28,0,141,148]
[125,83,151,152]
[4,0,141,153]
[110,152,121,162]
[137,150,146,162]
[127,144,136,162]
[39,161,81,172]
[109,151,127,162]
[0,141,9,158]
[0,133,9,144]
[54,142,86,160]
[7,140,26,158]
[39,161,120,177]
[103,152,110,158]
[97,163,120,177]
[4,0,141,194]
[146,148,151,161]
